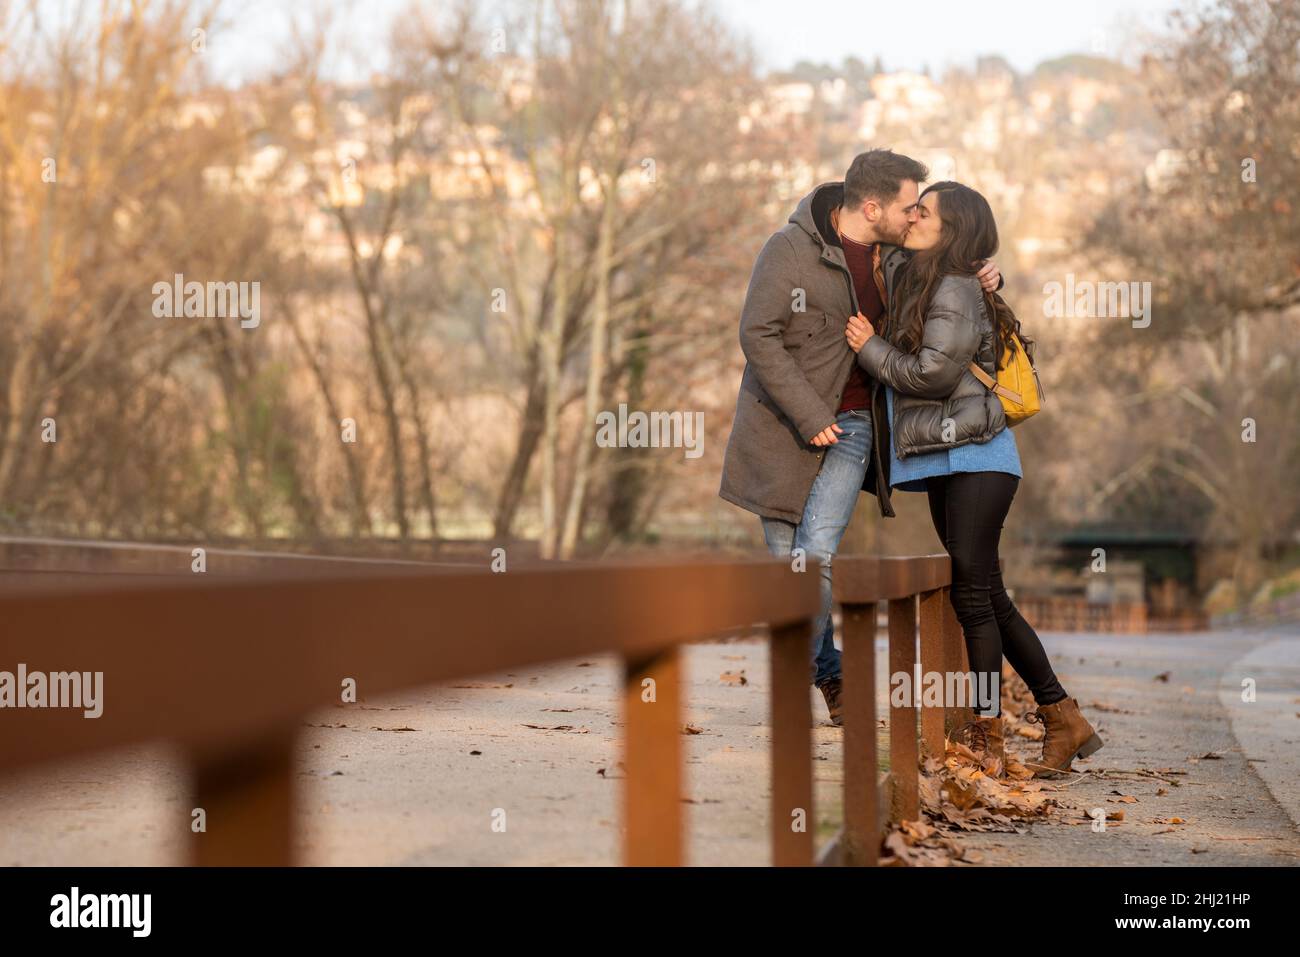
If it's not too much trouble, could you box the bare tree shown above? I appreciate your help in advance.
[1085,0,1300,600]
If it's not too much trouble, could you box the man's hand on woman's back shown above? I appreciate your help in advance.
[977,260,1001,292]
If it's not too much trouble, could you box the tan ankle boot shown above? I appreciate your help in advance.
[817,677,843,727]
[951,715,1005,777]
[1027,697,1103,778]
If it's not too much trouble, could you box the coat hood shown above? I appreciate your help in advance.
[789,181,846,248]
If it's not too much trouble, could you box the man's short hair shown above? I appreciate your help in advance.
[843,149,929,208]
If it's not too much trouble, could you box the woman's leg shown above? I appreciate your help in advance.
[927,473,1005,717]
[988,551,1068,707]
[929,471,1068,715]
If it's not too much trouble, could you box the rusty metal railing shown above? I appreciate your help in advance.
[0,536,959,866]
[824,558,967,866]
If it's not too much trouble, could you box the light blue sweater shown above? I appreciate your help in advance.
[885,386,1022,492]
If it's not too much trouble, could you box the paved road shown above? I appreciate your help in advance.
[1,626,1296,866]
[958,624,1300,866]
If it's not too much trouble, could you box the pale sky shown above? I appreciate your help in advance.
[715,0,1185,73]
[24,0,1189,85]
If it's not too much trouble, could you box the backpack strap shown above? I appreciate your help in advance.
[968,361,1023,404]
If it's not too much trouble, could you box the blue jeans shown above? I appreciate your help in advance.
[760,408,873,687]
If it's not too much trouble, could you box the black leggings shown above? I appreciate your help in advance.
[926,471,1067,717]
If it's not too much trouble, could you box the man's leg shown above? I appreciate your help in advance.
[761,516,836,683]
[760,516,797,563]
[792,409,874,687]
[759,513,824,663]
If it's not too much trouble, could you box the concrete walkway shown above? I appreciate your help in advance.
[1,626,1296,866]
[958,625,1300,866]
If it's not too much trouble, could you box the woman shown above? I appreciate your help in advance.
[845,181,1103,779]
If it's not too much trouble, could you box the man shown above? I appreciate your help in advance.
[718,149,1001,725]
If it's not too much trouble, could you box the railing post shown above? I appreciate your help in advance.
[941,587,974,735]
[841,600,878,866]
[770,619,814,866]
[623,647,683,866]
[918,588,946,759]
[887,596,919,823]
[191,730,296,866]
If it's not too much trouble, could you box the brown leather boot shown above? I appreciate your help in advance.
[1027,697,1103,778]
[818,677,844,727]
[951,715,1005,777]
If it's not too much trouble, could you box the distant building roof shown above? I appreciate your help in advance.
[1040,522,1203,546]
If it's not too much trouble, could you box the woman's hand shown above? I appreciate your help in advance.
[845,312,874,353]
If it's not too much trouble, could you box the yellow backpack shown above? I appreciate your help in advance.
[967,298,1042,425]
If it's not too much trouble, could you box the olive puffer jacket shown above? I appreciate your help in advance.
[855,272,1006,459]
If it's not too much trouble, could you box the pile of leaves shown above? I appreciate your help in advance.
[879,666,1060,865]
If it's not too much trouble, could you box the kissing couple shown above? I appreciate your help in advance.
[719,149,1103,779]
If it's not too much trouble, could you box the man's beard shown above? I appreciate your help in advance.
[878,223,910,246]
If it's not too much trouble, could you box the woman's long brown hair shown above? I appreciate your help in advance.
[890,181,1028,365]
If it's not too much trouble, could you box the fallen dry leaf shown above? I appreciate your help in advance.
[1087,701,1137,715]
[522,724,590,733]
[879,825,962,866]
